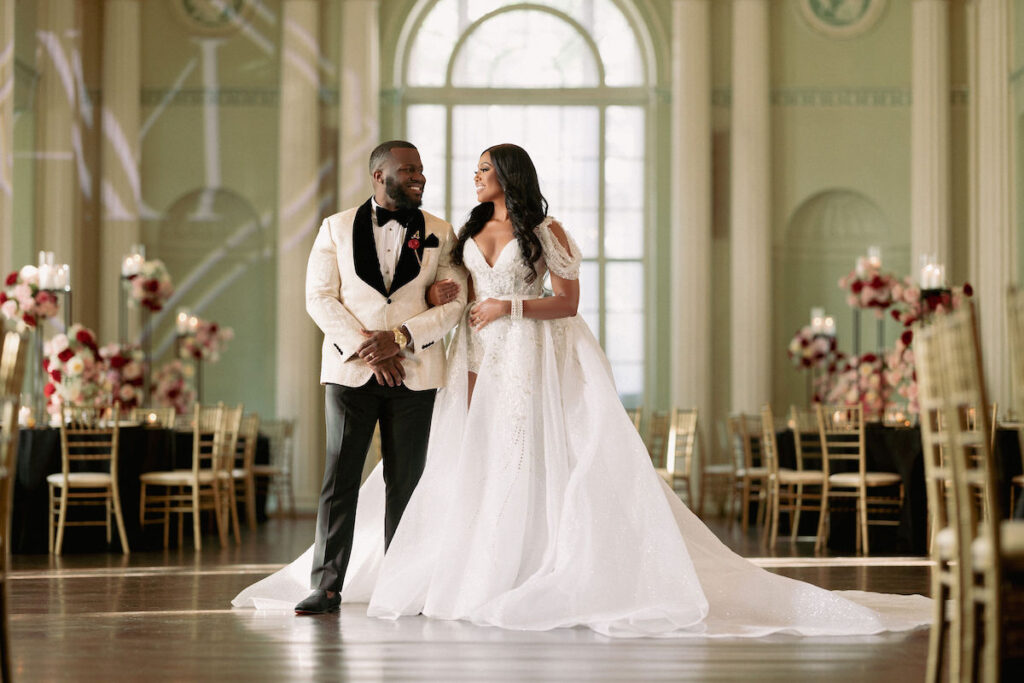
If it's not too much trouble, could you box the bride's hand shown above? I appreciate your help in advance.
[469,298,511,331]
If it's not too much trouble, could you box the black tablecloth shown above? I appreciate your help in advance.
[11,426,269,553]
[775,424,1022,555]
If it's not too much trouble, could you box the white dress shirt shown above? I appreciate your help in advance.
[370,198,406,290]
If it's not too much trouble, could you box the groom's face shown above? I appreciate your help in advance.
[380,148,425,210]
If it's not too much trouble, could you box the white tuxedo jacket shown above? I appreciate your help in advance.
[305,199,467,391]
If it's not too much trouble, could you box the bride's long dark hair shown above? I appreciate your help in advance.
[452,143,548,284]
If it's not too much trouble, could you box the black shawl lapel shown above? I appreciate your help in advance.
[388,209,426,295]
[351,199,388,297]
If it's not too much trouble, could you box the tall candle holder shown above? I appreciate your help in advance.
[175,310,203,404]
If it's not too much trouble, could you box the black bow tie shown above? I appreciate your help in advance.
[376,206,415,228]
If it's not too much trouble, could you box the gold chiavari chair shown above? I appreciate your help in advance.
[129,406,176,428]
[697,420,735,518]
[815,404,902,555]
[938,302,1024,682]
[0,330,28,397]
[646,410,671,477]
[140,403,240,549]
[914,320,963,683]
[253,418,295,516]
[232,412,261,531]
[0,396,21,682]
[788,406,827,544]
[663,408,698,504]
[48,404,130,555]
[761,405,826,549]
[726,414,770,534]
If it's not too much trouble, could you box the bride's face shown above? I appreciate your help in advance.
[473,152,504,204]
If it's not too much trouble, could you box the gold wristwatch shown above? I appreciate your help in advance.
[392,327,408,349]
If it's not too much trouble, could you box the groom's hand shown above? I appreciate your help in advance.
[357,329,401,364]
[369,355,406,387]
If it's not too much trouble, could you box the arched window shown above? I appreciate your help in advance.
[400,0,650,401]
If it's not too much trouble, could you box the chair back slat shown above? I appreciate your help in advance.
[816,404,866,478]
[59,404,121,480]
[760,406,779,476]
[646,410,671,470]
[789,406,823,471]
[236,413,260,471]
[667,409,698,478]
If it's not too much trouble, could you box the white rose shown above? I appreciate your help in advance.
[0,300,17,319]
[65,356,85,376]
[119,384,136,400]
[18,265,38,284]
[50,334,69,354]
[123,362,142,380]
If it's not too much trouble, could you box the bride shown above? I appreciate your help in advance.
[233,143,930,638]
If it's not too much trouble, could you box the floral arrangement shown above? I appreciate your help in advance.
[787,326,840,370]
[889,278,973,328]
[126,259,174,312]
[837,259,901,318]
[884,329,918,415]
[0,266,60,328]
[826,353,889,420]
[42,325,104,416]
[151,360,195,415]
[179,318,234,362]
[98,343,146,409]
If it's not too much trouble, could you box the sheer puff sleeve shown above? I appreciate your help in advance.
[535,217,582,280]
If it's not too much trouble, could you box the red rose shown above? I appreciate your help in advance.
[109,355,128,369]
[43,358,50,371]
[43,383,56,397]
[58,348,75,362]
[144,279,159,293]
[407,238,420,250]
[862,353,878,363]
[901,330,913,346]
[963,282,973,297]
[891,309,901,322]
[50,369,62,383]
[22,313,35,327]
[4,272,17,286]
[851,280,864,294]
[0,292,6,304]
[209,323,219,333]
[76,329,94,346]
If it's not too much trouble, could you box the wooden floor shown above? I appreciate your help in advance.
[6,516,933,682]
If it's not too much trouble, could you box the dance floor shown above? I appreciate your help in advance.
[6,517,932,682]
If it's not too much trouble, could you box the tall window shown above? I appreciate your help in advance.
[402,0,649,401]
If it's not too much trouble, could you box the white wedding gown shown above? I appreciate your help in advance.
[233,218,931,638]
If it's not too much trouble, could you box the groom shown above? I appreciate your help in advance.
[296,140,466,614]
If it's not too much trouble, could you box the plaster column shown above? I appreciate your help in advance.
[99,0,141,344]
[277,0,324,511]
[671,0,713,465]
[34,1,80,284]
[0,0,12,276]
[975,0,1015,411]
[337,0,379,209]
[911,0,951,273]
[729,0,772,413]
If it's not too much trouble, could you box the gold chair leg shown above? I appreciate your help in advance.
[791,484,803,542]
[245,475,257,531]
[111,484,130,554]
[769,482,781,548]
[858,489,870,556]
[54,488,69,555]
[814,487,829,555]
[741,480,751,533]
[192,486,202,551]
[227,483,241,545]
[47,485,55,554]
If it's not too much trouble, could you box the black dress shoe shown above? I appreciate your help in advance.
[294,590,341,615]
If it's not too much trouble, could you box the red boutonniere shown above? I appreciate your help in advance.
[407,231,422,265]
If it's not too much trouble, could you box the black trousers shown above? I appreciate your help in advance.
[311,380,436,592]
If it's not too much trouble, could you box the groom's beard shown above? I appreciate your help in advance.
[385,176,423,210]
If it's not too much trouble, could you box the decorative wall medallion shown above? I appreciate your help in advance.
[797,0,888,40]
[173,0,254,36]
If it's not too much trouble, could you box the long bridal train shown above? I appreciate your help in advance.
[234,220,930,638]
